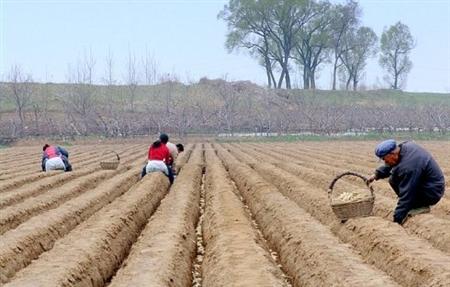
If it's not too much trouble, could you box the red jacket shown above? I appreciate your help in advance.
[44,146,60,159]
[148,144,170,163]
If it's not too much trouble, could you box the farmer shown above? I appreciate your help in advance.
[367,139,445,224]
[176,143,184,153]
[141,135,174,184]
[41,144,72,172]
[165,138,184,175]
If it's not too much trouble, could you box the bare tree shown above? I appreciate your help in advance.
[96,50,117,137]
[81,49,96,84]
[424,104,450,133]
[125,51,139,112]
[103,49,115,86]
[211,79,240,134]
[142,52,159,85]
[63,54,98,135]
[6,65,33,136]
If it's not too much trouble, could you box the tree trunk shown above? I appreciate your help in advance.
[332,56,339,90]
[393,52,399,89]
[270,71,276,88]
[352,78,358,91]
[285,68,291,89]
[264,57,272,88]
[346,74,352,90]
[310,70,316,90]
[393,72,398,89]
[277,68,285,89]
[303,66,310,90]
[266,68,272,88]
[283,50,291,89]
[17,106,25,135]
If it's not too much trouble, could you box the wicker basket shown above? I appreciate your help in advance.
[99,150,120,170]
[328,172,375,220]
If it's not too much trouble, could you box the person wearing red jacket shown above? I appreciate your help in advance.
[141,134,174,183]
[42,144,72,172]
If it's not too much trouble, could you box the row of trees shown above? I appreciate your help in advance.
[1,76,448,139]
[219,0,415,90]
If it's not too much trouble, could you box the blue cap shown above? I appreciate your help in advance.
[375,139,397,158]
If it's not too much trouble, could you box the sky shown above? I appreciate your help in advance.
[1,0,450,92]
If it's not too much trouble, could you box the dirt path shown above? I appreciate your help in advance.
[0,166,141,283]
[201,144,290,287]
[109,145,203,286]
[0,150,146,234]
[5,172,169,287]
[0,147,101,179]
[0,144,143,187]
[0,141,448,286]
[0,169,96,208]
[261,143,450,215]
[0,149,109,192]
[0,170,112,234]
[231,148,450,287]
[0,147,145,207]
[233,144,450,257]
[215,144,399,287]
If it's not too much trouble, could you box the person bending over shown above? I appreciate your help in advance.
[141,136,173,184]
[42,144,72,172]
[367,139,445,224]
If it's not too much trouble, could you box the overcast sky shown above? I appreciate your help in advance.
[1,0,450,92]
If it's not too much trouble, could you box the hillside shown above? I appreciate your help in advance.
[0,79,449,139]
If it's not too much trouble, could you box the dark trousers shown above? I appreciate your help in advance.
[167,165,174,184]
[61,156,72,172]
[389,177,441,208]
[141,165,147,178]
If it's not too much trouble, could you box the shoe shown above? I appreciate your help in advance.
[408,206,431,216]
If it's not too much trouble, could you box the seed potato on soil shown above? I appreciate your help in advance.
[0,141,448,286]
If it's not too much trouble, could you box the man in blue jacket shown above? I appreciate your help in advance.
[367,139,445,224]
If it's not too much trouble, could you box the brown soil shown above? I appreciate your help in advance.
[109,146,203,286]
[215,144,399,287]
[0,141,448,286]
[202,145,290,287]
[4,172,169,286]
[0,166,141,283]
[239,152,450,287]
[0,170,112,234]
[235,143,450,256]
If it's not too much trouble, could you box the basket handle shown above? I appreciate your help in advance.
[103,150,120,162]
[328,171,374,198]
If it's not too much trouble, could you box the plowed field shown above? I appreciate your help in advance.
[0,141,449,287]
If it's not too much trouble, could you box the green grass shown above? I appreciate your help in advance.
[216,131,450,143]
[1,83,449,114]
[283,89,450,107]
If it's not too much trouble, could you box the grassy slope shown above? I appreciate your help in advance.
[1,82,449,141]
[216,131,450,143]
[1,82,449,113]
[278,89,450,107]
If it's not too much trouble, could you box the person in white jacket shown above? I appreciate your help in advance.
[165,138,184,175]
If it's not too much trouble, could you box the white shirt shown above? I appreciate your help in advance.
[166,142,178,163]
